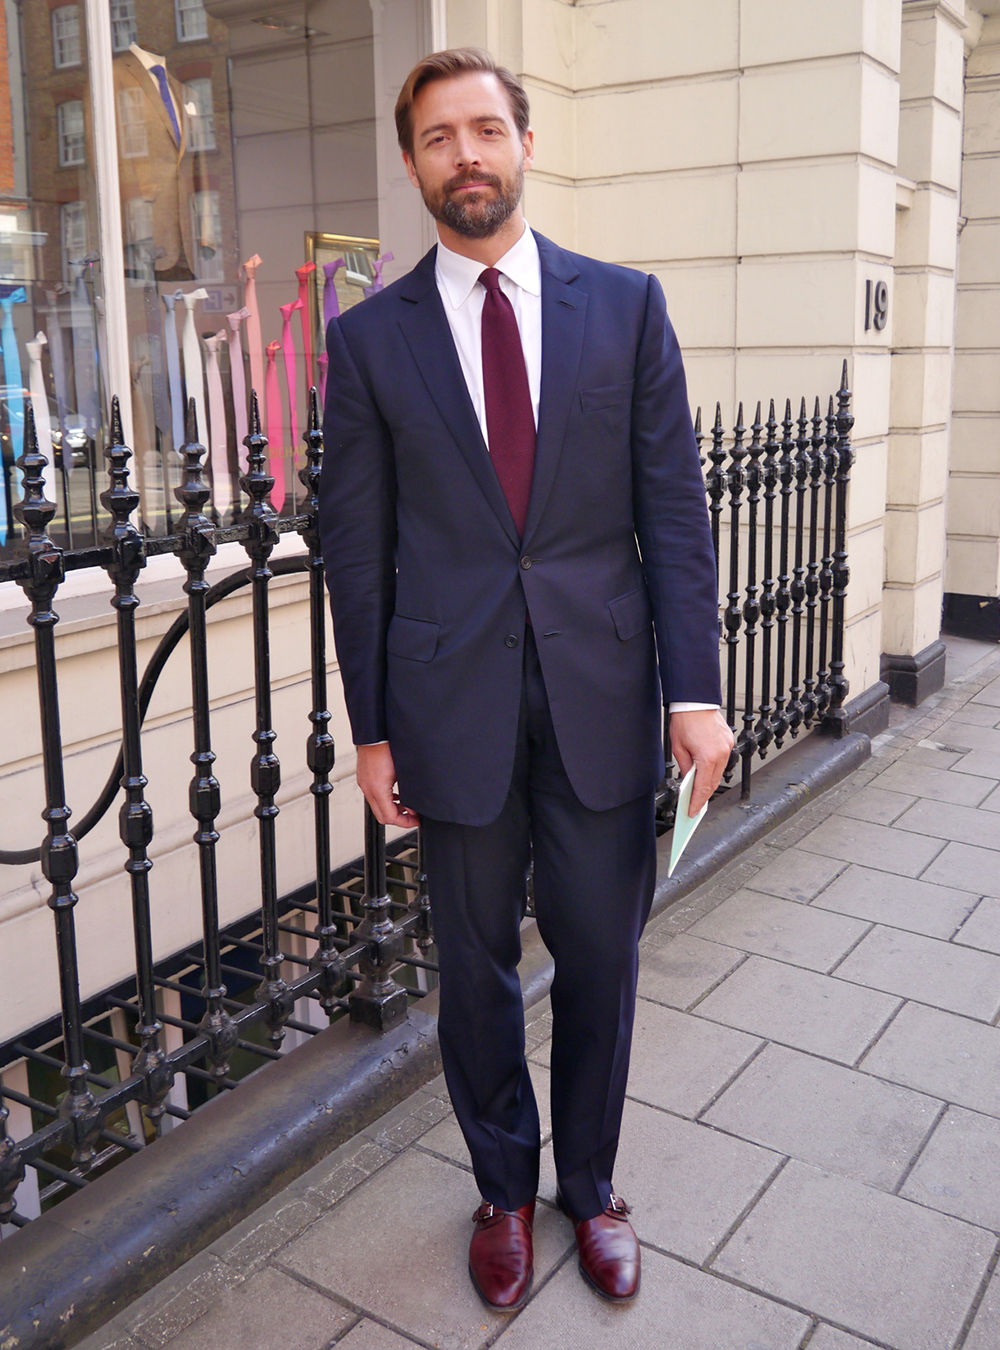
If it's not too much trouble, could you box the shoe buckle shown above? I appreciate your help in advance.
[473,1202,496,1222]
[608,1194,631,1217]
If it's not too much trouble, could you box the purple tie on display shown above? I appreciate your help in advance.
[479,267,535,539]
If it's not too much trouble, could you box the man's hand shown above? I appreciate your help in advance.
[356,743,421,828]
[669,709,735,816]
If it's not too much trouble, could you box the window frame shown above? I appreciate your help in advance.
[51,5,82,70]
[175,0,208,43]
[57,99,86,168]
[109,0,138,53]
[184,76,216,152]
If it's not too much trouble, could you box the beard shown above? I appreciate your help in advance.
[417,163,524,239]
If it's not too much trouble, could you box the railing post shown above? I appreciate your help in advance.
[756,399,779,759]
[741,403,763,798]
[0,1097,25,1225]
[100,397,172,1126]
[823,361,854,736]
[722,404,746,777]
[816,395,839,716]
[787,397,811,737]
[349,805,408,1031]
[803,397,825,727]
[239,391,294,1046]
[175,398,239,1081]
[300,389,345,1017]
[14,403,102,1166]
[773,399,795,747]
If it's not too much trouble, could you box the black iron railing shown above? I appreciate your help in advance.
[0,365,853,1232]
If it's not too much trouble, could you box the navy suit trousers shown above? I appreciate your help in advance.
[420,628,657,1221]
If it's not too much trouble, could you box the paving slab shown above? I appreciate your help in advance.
[972,674,1000,708]
[930,718,1000,754]
[859,1002,1000,1118]
[278,1149,574,1350]
[952,750,1000,780]
[636,932,745,1009]
[948,702,1000,728]
[832,926,1000,1021]
[901,1105,1000,1231]
[953,897,1000,953]
[922,841,1000,895]
[334,1322,424,1350]
[623,998,763,1117]
[964,1267,1000,1350]
[894,800,1000,852]
[835,784,917,824]
[903,745,965,771]
[808,1327,883,1350]
[797,816,946,877]
[809,864,977,939]
[491,1244,810,1350]
[981,783,1000,812]
[711,1160,995,1350]
[693,955,900,1064]
[165,1266,352,1350]
[703,1042,942,1189]
[743,847,847,902]
[688,891,869,972]
[573,1097,781,1264]
[871,761,996,807]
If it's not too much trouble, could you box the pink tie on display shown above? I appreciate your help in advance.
[241,254,265,415]
[280,298,303,497]
[226,306,251,463]
[295,262,316,388]
[205,329,232,518]
[363,251,394,299]
[264,339,284,509]
[323,259,344,327]
[317,351,328,408]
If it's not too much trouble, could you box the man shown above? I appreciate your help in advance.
[319,48,733,1310]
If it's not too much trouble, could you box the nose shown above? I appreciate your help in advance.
[452,132,481,169]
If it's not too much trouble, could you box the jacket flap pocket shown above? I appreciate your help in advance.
[386,614,440,662]
[579,380,634,413]
[608,587,652,641]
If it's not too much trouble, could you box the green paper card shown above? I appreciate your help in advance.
[668,765,708,878]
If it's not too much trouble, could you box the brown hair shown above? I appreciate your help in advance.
[394,48,530,156]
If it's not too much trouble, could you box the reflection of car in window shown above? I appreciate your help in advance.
[0,391,90,469]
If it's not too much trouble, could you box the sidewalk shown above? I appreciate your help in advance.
[80,637,1000,1350]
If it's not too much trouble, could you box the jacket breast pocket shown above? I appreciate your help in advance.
[608,587,652,642]
[386,614,440,662]
[579,380,634,414]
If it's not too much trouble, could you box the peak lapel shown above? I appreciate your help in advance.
[523,236,587,544]
[398,265,520,548]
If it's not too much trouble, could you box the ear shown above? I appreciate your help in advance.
[402,150,421,191]
[521,128,535,174]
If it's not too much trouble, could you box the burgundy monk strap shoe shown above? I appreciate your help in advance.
[558,1191,640,1302]
[468,1199,536,1311]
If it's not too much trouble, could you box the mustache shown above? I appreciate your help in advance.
[445,172,501,193]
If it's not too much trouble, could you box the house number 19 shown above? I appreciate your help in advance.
[865,279,888,331]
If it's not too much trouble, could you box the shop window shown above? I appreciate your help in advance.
[60,201,88,279]
[175,0,208,42]
[110,0,138,52]
[57,101,86,168]
[184,77,215,151]
[189,189,223,280]
[52,6,82,69]
[117,86,148,158]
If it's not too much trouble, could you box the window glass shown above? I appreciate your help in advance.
[184,77,214,152]
[110,0,138,52]
[0,3,101,559]
[175,0,208,43]
[52,6,82,69]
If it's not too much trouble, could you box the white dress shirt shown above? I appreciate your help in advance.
[362,225,718,739]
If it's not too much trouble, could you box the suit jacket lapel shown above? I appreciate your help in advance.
[398,249,520,548]
[523,233,587,545]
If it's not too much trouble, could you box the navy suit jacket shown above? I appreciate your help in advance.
[319,231,722,826]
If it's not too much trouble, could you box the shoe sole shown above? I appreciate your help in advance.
[577,1258,641,1304]
[468,1263,533,1312]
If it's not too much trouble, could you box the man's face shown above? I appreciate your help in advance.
[403,72,534,239]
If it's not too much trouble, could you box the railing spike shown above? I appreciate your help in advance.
[110,393,124,447]
[308,384,321,432]
[185,395,199,447]
[248,386,262,437]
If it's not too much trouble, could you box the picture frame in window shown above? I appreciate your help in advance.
[304,231,380,350]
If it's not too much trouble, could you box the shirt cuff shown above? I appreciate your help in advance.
[668,702,721,713]
[358,741,389,746]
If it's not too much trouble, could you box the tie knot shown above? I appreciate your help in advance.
[479,267,503,293]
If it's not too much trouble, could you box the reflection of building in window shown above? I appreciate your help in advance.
[57,100,85,168]
[125,197,154,280]
[52,6,81,70]
[185,77,216,151]
[60,200,87,279]
[110,0,139,53]
[117,86,148,158]
[175,0,208,43]
[190,188,223,279]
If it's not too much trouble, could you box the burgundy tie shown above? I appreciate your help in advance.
[480,267,536,537]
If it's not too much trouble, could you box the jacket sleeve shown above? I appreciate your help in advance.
[318,316,397,745]
[631,273,723,707]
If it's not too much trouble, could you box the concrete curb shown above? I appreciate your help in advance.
[0,727,870,1350]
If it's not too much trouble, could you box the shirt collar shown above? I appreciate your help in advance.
[435,222,541,310]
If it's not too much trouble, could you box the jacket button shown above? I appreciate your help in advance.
[520,555,532,570]
[504,634,519,648]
